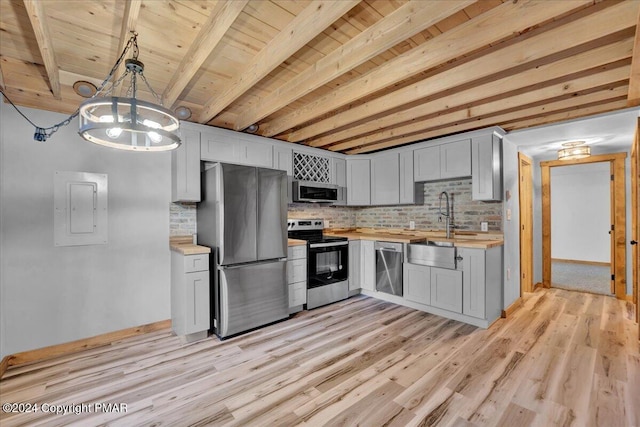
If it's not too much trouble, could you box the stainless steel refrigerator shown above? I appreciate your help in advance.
[197,163,288,338]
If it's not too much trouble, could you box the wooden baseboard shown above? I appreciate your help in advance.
[501,297,523,318]
[551,258,611,267]
[0,319,171,380]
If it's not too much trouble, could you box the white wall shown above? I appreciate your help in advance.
[550,163,610,263]
[0,100,172,358]
[501,139,520,309]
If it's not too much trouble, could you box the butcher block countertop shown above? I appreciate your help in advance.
[170,236,211,255]
[288,238,307,246]
[325,228,503,249]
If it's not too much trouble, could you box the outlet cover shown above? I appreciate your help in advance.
[481,221,488,232]
[409,220,415,230]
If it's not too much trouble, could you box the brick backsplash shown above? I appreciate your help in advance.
[169,179,502,234]
[170,202,197,236]
[287,204,356,228]
[356,179,503,231]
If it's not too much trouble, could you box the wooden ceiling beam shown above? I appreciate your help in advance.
[627,6,640,106]
[310,37,633,149]
[233,0,474,131]
[113,0,141,96]
[197,0,360,125]
[259,0,594,138]
[347,87,629,154]
[23,0,61,100]
[335,65,629,152]
[502,99,629,131]
[288,1,639,143]
[163,0,249,108]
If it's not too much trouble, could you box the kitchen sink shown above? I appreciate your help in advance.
[407,241,457,269]
[426,240,454,247]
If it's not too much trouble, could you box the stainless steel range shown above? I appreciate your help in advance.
[287,219,349,309]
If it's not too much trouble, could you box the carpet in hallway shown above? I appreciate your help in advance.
[551,260,611,295]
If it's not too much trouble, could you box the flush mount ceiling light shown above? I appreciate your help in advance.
[174,105,192,120]
[72,81,98,98]
[78,32,180,152]
[557,141,591,161]
[245,124,259,134]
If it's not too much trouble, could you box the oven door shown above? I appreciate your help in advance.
[308,242,349,288]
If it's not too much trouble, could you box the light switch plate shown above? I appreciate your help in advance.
[409,220,415,230]
[506,208,512,221]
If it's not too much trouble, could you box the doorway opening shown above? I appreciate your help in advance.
[540,152,627,300]
[519,153,534,295]
[549,162,612,295]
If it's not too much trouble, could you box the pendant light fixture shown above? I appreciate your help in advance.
[557,141,590,161]
[78,32,180,152]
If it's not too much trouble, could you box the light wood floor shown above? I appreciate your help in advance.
[0,288,638,427]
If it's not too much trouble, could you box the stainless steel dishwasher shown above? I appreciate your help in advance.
[375,241,403,296]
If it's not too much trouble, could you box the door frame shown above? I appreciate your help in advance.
[632,118,639,328]
[540,152,627,299]
[519,152,534,294]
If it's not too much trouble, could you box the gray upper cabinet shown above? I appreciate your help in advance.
[472,133,502,201]
[347,158,371,205]
[414,139,471,182]
[441,139,471,179]
[171,127,201,202]
[371,152,399,205]
[331,157,347,187]
[274,146,293,176]
[201,130,236,163]
[200,129,273,168]
[399,150,423,205]
[239,136,273,168]
[413,145,440,181]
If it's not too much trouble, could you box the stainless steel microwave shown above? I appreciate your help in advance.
[293,181,341,203]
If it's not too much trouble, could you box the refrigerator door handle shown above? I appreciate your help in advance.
[219,258,287,270]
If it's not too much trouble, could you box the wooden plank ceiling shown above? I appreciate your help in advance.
[1,0,639,154]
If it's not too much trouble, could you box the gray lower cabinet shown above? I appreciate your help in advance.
[349,240,361,291]
[287,244,307,313]
[430,267,463,313]
[171,128,201,202]
[361,240,375,291]
[347,158,371,205]
[371,152,399,205]
[459,246,502,320]
[403,262,431,305]
[171,252,210,340]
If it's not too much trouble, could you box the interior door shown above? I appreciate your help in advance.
[519,153,534,293]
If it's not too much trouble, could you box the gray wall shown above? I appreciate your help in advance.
[501,139,520,309]
[0,100,171,358]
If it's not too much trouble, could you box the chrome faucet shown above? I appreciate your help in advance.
[438,191,452,238]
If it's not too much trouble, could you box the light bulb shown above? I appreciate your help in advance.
[148,131,162,143]
[106,127,122,138]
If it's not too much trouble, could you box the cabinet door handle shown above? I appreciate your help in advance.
[455,255,463,261]
[631,240,638,245]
